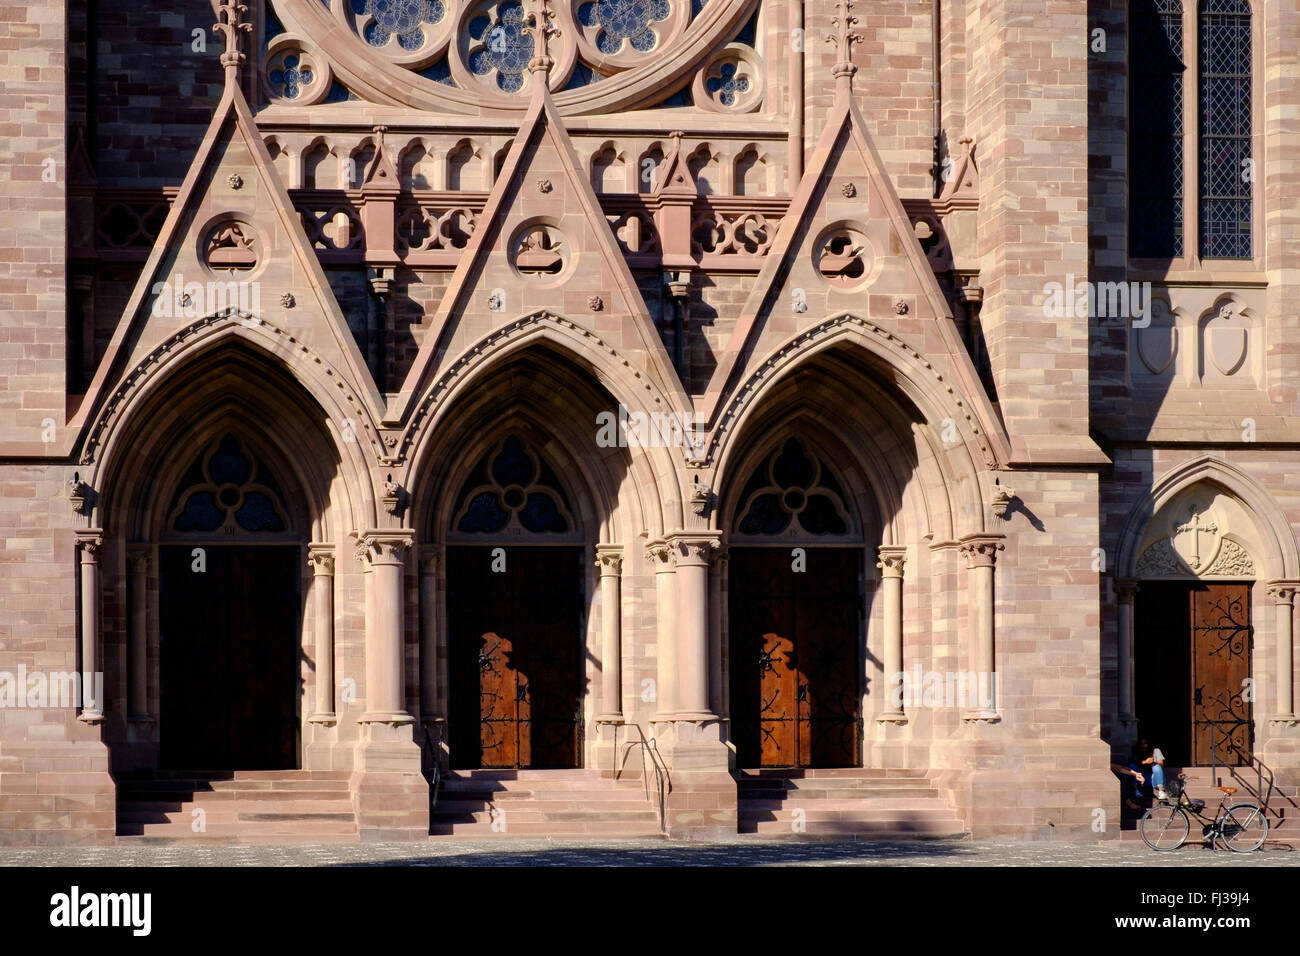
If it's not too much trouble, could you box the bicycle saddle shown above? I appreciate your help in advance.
[1218,786,1237,794]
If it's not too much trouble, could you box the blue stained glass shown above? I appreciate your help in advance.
[468,14,491,39]
[498,72,524,93]
[578,2,599,26]
[707,61,746,107]
[364,22,390,46]
[355,0,443,46]
[175,492,224,533]
[398,29,425,50]
[738,494,789,536]
[351,0,368,13]
[597,31,621,55]
[519,492,568,533]
[491,436,535,487]
[458,492,510,533]
[630,30,655,52]
[208,435,252,485]
[235,492,285,533]
[585,0,669,55]
[469,49,493,75]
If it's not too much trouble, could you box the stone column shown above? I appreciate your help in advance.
[595,545,624,721]
[356,531,415,725]
[646,540,678,717]
[126,546,150,720]
[1266,581,1299,724]
[76,530,104,723]
[671,533,721,720]
[876,546,908,722]
[1115,579,1138,723]
[308,544,337,723]
[959,534,1004,721]
[418,545,443,725]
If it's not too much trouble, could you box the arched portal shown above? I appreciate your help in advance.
[157,434,302,770]
[444,434,587,769]
[727,436,865,769]
[1130,484,1260,767]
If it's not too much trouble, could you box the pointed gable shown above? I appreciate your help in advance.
[70,83,385,436]
[702,91,1006,462]
[390,84,688,423]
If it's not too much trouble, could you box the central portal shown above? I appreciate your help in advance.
[447,546,584,769]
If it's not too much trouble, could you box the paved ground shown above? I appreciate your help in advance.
[0,836,1296,867]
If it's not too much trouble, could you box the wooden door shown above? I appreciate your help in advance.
[1190,583,1252,766]
[159,545,300,770]
[729,548,861,768]
[447,546,583,769]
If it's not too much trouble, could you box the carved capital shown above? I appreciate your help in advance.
[596,545,624,576]
[1266,580,1300,605]
[75,530,104,562]
[1114,577,1139,601]
[419,544,443,575]
[308,543,336,576]
[354,530,414,567]
[126,544,150,574]
[876,545,907,578]
[668,531,723,567]
[959,534,1005,569]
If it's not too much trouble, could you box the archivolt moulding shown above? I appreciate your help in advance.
[706,312,998,470]
[80,310,385,471]
[396,309,674,465]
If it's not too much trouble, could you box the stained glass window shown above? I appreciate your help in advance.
[168,435,291,535]
[453,436,575,535]
[467,2,532,93]
[353,0,446,51]
[577,0,670,56]
[1129,0,1185,258]
[734,439,852,538]
[1198,0,1251,259]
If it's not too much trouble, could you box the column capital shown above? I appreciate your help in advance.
[308,543,336,575]
[353,529,414,566]
[666,531,724,567]
[1266,580,1300,604]
[876,545,907,578]
[645,538,674,567]
[1114,577,1139,600]
[126,543,150,573]
[958,533,1005,568]
[596,544,624,576]
[75,529,104,560]
[419,543,443,574]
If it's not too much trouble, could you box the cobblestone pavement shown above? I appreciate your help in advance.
[0,836,1296,867]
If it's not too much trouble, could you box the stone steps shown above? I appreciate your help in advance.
[737,769,967,839]
[115,771,359,843]
[430,769,663,838]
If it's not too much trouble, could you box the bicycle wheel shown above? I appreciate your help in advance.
[1220,805,1269,853]
[1140,804,1190,851]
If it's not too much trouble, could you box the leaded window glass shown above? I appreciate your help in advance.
[1129,0,1185,258]
[733,439,852,539]
[452,436,577,536]
[167,435,291,535]
[1198,0,1252,259]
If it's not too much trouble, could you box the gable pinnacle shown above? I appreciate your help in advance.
[213,0,252,88]
[525,0,562,78]
[825,0,864,88]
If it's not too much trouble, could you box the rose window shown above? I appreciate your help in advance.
[268,53,314,98]
[706,62,748,106]
[353,0,447,51]
[693,43,763,113]
[467,2,533,93]
[577,0,670,55]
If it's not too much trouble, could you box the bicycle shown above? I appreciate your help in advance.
[1139,773,1269,852]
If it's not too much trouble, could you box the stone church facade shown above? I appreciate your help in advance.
[1,0,1298,846]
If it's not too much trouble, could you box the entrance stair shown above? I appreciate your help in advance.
[114,770,358,845]
[429,768,664,838]
[737,768,967,839]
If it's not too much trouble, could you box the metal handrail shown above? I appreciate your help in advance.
[422,723,443,811]
[1205,718,1271,815]
[614,723,671,833]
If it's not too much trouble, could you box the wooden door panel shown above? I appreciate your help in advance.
[730,547,861,769]
[447,546,582,769]
[1191,583,1252,766]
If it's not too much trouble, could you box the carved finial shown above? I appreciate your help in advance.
[525,0,562,77]
[825,0,864,85]
[213,0,252,87]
